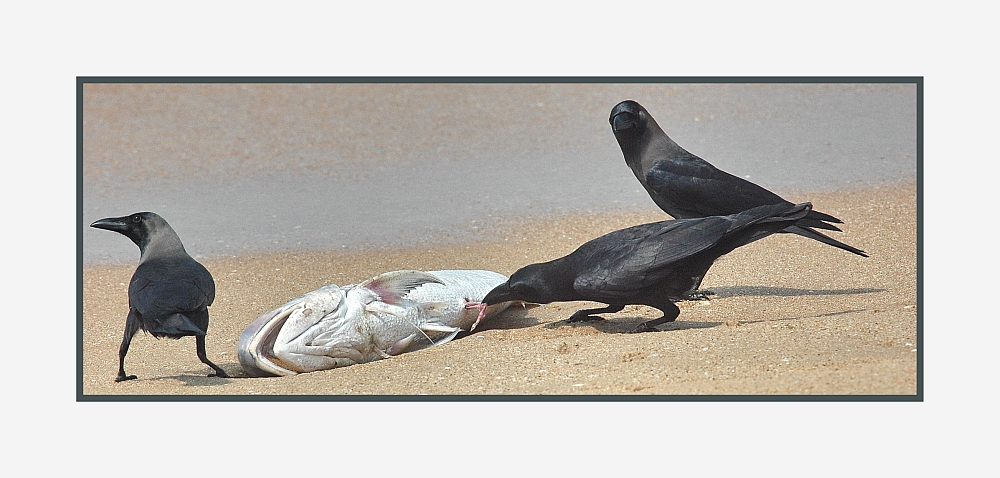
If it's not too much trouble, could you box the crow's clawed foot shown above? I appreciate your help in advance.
[115,374,138,382]
[209,368,230,378]
[566,313,605,323]
[683,290,715,301]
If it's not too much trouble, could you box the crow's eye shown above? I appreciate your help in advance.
[132,214,142,223]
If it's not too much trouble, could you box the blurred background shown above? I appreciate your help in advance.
[82,82,917,264]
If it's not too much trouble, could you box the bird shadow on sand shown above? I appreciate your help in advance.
[740,308,867,325]
[705,285,883,299]
[547,317,722,335]
[148,368,237,386]
[541,307,870,335]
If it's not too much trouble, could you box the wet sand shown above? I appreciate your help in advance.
[81,182,916,396]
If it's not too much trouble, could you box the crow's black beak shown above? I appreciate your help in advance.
[613,112,638,133]
[90,216,128,233]
[482,281,516,306]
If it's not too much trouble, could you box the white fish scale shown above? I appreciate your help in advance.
[241,269,512,375]
[273,286,345,346]
[403,270,508,329]
[358,270,508,349]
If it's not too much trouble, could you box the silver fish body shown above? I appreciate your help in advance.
[238,269,513,377]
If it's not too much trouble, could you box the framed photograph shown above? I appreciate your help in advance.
[79,78,920,400]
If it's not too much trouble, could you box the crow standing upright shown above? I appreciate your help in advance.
[609,99,867,258]
[480,202,812,333]
[91,212,229,382]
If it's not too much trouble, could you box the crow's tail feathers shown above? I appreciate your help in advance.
[806,209,844,225]
[731,202,813,243]
[740,202,813,228]
[797,216,843,232]
[786,224,869,257]
[766,202,813,223]
[149,313,208,339]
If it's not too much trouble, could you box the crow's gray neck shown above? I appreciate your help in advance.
[641,123,690,170]
[138,227,189,262]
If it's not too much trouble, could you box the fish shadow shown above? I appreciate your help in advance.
[706,286,883,299]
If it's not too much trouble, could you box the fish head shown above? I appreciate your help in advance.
[238,285,351,377]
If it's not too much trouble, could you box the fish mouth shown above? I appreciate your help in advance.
[237,303,302,377]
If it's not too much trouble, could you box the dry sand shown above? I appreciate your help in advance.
[80,182,917,397]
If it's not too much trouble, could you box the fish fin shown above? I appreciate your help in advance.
[423,327,461,347]
[387,334,418,356]
[273,287,346,345]
[309,327,347,346]
[360,270,444,304]
[386,324,461,357]
[309,332,334,346]
[364,301,409,318]
[419,323,461,334]
[419,301,451,318]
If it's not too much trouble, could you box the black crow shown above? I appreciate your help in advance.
[609,99,867,258]
[90,212,229,382]
[480,203,811,333]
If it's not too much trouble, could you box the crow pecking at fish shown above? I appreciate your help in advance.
[479,202,812,333]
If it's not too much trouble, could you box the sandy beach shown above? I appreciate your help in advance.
[81,182,916,396]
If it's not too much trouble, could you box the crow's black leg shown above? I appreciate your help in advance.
[681,275,714,301]
[632,300,681,333]
[567,303,625,322]
[682,289,715,301]
[196,335,229,378]
[115,310,141,382]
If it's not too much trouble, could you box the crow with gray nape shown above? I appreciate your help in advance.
[480,202,812,333]
[90,212,229,382]
[609,100,867,258]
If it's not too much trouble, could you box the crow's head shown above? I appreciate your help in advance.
[91,211,183,257]
[609,99,654,158]
[483,263,560,307]
[609,100,649,135]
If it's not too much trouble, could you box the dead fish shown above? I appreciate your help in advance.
[238,269,515,377]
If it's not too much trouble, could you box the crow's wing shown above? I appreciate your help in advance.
[129,258,215,319]
[645,157,789,217]
[572,217,731,299]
